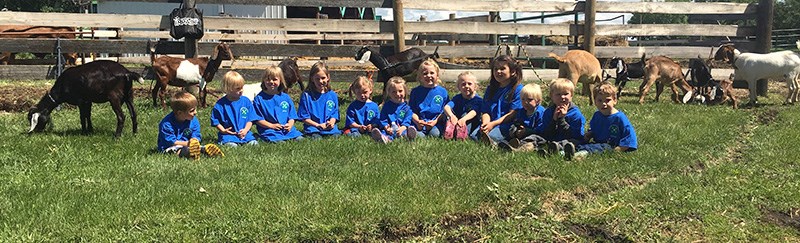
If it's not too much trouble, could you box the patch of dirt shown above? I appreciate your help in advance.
[540,190,579,221]
[566,222,633,242]
[756,108,779,125]
[0,85,48,112]
[761,207,800,232]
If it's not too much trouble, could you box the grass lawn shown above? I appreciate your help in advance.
[0,79,798,241]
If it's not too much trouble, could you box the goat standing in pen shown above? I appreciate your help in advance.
[150,42,234,108]
[714,44,800,105]
[638,56,693,104]
[548,50,603,105]
[28,60,142,137]
[355,46,439,99]
[606,54,646,97]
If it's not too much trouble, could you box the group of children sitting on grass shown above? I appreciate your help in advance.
[157,55,637,160]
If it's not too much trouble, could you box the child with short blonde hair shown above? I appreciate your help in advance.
[158,91,223,159]
[409,58,449,138]
[210,71,260,146]
[370,76,417,143]
[442,71,482,140]
[502,83,547,151]
[574,82,638,158]
[298,61,341,138]
[252,65,304,142]
[344,76,380,137]
[539,78,586,160]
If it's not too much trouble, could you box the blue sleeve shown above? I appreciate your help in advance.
[345,105,356,128]
[566,109,586,141]
[533,108,545,133]
[618,114,638,150]
[510,85,523,110]
[210,103,223,127]
[245,98,263,122]
[471,97,483,113]
[379,107,390,127]
[446,99,455,109]
[297,92,311,120]
[190,117,202,141]
[287,97,299,121]
[480,89,491,113]
[252,96,267,121]
[401,106,413,127]
[331,92,340,121]
[159,120,177,146]
[409,88,421,114]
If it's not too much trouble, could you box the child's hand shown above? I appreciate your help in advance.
[267,123,282,130]
[480,121,495,133]
[222,127,236,135]
[456,119,467,128]
[554,104,569,120]
[385,125,394,135]
[282,123,292,132]
[326,120,336,130]
[364,124,373,132]
[237,128,248,139]
[449,115,458,125]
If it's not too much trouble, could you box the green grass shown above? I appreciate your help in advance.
[0,79,798,241]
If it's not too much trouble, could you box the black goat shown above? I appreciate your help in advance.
[606,53,646,97]
[28,60,142,137]
[355,46,440,84]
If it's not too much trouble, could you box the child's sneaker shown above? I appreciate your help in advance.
[456,125,468,140]
[508,138,522,149]
[371,128,388,144]
[515,142,537,152]
[479,132,495,148]
[542,141,559,156]
[204,143,224,157]
[563,142,576,161]
[188,138,201,160]
[443,122,455,140]
[406,126,417,141]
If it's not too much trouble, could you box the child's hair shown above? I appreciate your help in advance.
[457,71,477,87]
[416,58,442,85]
[520,83,543,102]
[593,81,618,99]
[170,91,198,112]
[348,75,374,98]
[486,55,523,102]
[221,70,245,94]
[262,65,287,92]
[385,76,408,99]
[306,61,332,93]
[549,78,575,94]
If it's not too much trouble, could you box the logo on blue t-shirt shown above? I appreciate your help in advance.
[182,128,192,138]
[433,95,443,105]
[240,107,249,119]
[609,124,620,140]
[326,100,335,110]
[367,110,376,120]
[280,101,289,112]
[398,110,406,119]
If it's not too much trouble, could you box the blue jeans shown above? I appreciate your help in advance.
[470,126,505,143]
[222,140,258,147]
[415,125,441,138]
[347,131,364,137]
[576,143,613,154]
[306,133,341,139]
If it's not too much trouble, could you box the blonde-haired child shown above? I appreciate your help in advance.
[344,75,380,137]
[409,58,449,138]
[502,83,547,151]
[475,55,524,146]
[574,82,637,158]
[539,78,586,160]
[442,71,482,140]
[370,76,417,144]
[157,91,223,159]
[252,65,304,142]
[298,61,341,138]
[210,71,259,146]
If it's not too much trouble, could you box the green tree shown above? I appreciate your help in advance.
[0,0,79,12]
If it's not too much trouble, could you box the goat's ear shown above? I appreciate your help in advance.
[211,46,220,60]
[28,112,40,133]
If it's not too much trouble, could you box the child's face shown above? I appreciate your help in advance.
[263,75,281,93]
[355,87,372,103]
[388,85,406,103]
[175,107,197,122]
[493,64,512,85]
[312,70,329,92]
[457,76,478,98]
[418,64,438,88]
[550,88,573,106]
[226,85,243,100]
[594,93,617,113]
[521,94,540,111]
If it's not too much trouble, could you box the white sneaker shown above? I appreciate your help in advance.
[406,126,417,141]
[371,128,388,144]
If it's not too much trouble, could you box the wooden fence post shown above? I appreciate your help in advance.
[392,0,405,53]
[183,0,197,58]
[583,0,596,54]
[489,11,499,46]
[449,13,457,46]
[755,0,774,96]
[418,15,427,46]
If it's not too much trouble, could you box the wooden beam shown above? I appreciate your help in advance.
[596,24,755,37]
[98,0,393,8]
[406,22,572,36]
[120,30,409,41]
[594,46,722,59]
[595,2,757,14]
[0,11,166,29]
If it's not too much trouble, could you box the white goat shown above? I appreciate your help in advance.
[714,44,800,104]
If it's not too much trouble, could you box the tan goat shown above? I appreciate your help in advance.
[638,56,692,104]
[548,50,603,104]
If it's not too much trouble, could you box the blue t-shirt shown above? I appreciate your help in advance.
[410,85,449,122]
[481,83,523,132]
[514,104,546,132]
[252,91,303,142]
[447,94,483,118]
[379,100,413,128]
[345,100,380,133]
[538,103,586,142]
[298,91,341,135]
[157,112,201,151]
[210,96,260,144]
[588,110,638,151]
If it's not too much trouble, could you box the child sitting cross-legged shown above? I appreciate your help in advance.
[157,91,224,159]
[344,76,380,137]
[539,78,586,160]
[210,71,259,147]
[252,65,304,143]
[298,61,341,138]
[409,59,449,138]
[442,71,483,140]
[501,83,547,152]
[370,76,417,144]
[574,82,638,159]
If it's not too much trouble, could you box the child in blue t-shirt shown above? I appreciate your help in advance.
[157,91,223,159]
[474,55,524,146]
[575,82,638,158]
[370,76,417,144]
[344,75,380,137]
[410,59,449,138]
[252,65,304,143]
[299,61,341,138]
[210,71,260,146]
[442,71,482,140]
[539,78,586,160]
[502,83,547,151]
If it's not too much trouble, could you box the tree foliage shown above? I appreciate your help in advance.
[0,0,79,12]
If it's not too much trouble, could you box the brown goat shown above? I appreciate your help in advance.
[150,42,233,108]
[548,50,603,104]
[638,56,692,104]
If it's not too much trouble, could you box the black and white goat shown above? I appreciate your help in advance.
[683,59,738,108]
[28,60,142,137]
[714,44,800,105]
[605,54,646,97]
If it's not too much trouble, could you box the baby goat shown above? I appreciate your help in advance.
[606,54,646,97]
[150,42,233,108]
[28,60,142,137]
[638,56,693,104]
[548,50,603,104]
